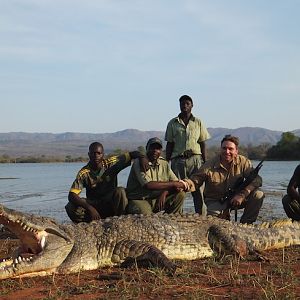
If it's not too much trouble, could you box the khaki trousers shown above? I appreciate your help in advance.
[127,191,186,215]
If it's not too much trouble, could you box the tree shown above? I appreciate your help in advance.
[267,132,300,160]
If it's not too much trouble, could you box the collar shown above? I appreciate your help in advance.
[177,113,195,122]
[87,162,102,175]
[148,157,163,167]
[214,155,238,170]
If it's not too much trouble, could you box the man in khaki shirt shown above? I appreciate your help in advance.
[165,95,210,214]
[126,137,187,215]
[185,135,264,224]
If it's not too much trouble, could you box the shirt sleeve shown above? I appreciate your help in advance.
[103,153,131,177]
[69,171,85,195]
[164,120,174,142]
[190,164,209,189]
[197,119,211,143]
[132,159,149,186]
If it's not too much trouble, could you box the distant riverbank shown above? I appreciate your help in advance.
[0,157,87,163]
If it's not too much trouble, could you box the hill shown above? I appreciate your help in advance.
[0,127,299,158]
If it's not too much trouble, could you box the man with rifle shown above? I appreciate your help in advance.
[184,135,265,224]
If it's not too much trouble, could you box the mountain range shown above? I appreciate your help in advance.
[0,127,299,158]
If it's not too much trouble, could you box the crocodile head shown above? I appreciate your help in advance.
[0,204,74,279]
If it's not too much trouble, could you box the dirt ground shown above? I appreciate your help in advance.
[0,237,300,300]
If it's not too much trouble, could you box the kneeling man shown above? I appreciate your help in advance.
[282,164,300,221]
[184,135,264,224]
[126,137,187,215]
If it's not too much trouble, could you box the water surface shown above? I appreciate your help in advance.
[0,161,298,222]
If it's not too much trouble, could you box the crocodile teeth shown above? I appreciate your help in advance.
[40,236,46,248]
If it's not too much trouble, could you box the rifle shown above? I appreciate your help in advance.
[220,159,264,221]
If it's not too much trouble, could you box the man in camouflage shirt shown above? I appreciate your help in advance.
[65,142,147,223]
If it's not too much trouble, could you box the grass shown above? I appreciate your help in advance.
[1,247,300,299]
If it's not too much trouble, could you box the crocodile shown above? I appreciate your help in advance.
[1,203,300,279]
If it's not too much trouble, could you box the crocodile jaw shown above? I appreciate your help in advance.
[0,206,74,279]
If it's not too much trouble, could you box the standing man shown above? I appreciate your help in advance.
[65,142,147,223]
[165,95,210,214]
[282,164,300,220]
[184,135,265,224]
[126,137,187,215]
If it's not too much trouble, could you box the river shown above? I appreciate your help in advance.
[0,161,298,222]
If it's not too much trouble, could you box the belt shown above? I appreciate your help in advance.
[171,153,200,160]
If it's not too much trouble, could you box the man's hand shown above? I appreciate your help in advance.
[230,193,245,207]
[155,190,169,212]
[170,181,187,192]
[178,180,189,191]
[87,205,101,221]
[130,151,150,172]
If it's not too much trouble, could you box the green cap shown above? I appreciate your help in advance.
[146,137,163,151]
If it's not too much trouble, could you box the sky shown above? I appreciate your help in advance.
[1,0,299,133]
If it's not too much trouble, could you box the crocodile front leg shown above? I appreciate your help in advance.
[111,240,176,274]
[207,225,269,261]
[207,224,254,259]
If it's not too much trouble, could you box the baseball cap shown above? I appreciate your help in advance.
[146,137,163,151]
[179,95,193,104]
